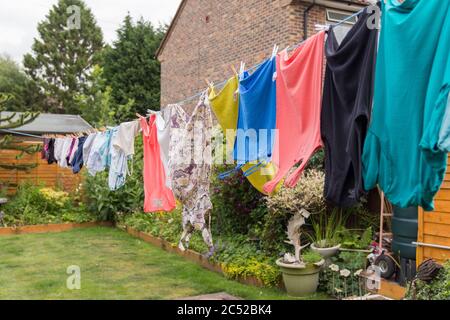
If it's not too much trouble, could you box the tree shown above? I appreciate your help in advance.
[75,65,134,127]
[0,94,41,171]
[23,0,103,114]
[102,15,166,114]
[0,55,44,111]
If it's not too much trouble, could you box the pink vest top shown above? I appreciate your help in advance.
[264,31,325,193]
[140,115,176,212]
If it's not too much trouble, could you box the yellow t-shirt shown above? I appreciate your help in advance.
[209,76,281,195]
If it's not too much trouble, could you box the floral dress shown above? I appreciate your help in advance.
[167,92,214,256]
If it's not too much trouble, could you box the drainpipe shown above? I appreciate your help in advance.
[303,0,316,40]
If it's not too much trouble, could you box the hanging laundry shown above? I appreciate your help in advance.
[41,138,50,160]
[263,31,325,194]
[82,133,96,166]
[85,132,108,176]
[155,108,172,188]
[208,75,281,195]
[47,138,57,165]
[363,0,450,211]
[109,120,140,190]
[234,57,277,166]
[438,94,450,151]
[321,9,378,207]
[66,137,79,166]
[71,136,87,174]
[140,115,176,212]
[56,137,73,168]
[167,94,214,257]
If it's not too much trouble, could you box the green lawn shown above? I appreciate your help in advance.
[0,227,326,300]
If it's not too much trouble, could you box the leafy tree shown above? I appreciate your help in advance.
[75,65,134,127]
[0,94,41,171]
[0,55,44,111]
[23,0,103,114]
[102,15,166,114]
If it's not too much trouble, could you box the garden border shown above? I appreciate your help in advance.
[0,221,114,236]
[120,225,268,288]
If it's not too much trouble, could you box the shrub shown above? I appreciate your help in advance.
[406,261,450,300]
[82,136,144,221]
[2,182,98,226]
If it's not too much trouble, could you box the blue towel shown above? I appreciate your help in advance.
[233,58,277,165]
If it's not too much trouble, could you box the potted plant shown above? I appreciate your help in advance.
[307,209,344,259]
[276,210,324,297]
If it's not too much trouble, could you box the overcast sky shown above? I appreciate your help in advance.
[0,0,182,64]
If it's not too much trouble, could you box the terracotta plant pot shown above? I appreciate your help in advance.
[310,243,341,259]
[276,258,323,297]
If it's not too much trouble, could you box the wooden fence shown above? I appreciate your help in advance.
[417,156,450,264]
[0,140,82,194]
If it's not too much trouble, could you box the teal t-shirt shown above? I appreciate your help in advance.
[362,0,450,211]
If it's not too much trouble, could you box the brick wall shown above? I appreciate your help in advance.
[158,0,368,108]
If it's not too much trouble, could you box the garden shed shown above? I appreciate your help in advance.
[0,112,93,194]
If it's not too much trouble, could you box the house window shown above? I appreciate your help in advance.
[326,9,358,45]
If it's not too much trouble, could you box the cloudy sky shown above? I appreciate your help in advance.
[0,0,182,63]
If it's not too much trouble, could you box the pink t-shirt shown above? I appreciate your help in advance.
[140,115,176,213]
[264,31,325,193]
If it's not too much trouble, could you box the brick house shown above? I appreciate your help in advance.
[156,0,372,107]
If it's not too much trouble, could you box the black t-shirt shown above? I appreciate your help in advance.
[321,9,379,207]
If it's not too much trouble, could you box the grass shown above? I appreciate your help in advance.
[0,227,327,300]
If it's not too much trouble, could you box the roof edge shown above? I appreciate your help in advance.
[155,0,188,60]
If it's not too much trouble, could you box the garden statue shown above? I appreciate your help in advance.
[284,208,311,265]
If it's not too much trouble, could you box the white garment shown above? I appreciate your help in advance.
[108,121,140,190]
[58,138,73,168]
[155,108,172,188]
[112,120,141,157]
[53,138,65,163]
[85,132,107,176]
[82,134,96,165]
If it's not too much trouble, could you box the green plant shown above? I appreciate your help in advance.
[307,209,345,248]
[318,251,368,299]
[2,182,98,226]
[406,261,450,300]
[263,169,327,254]
[83,136,144,221]
[302,250,323,265]
[337,227,373,250]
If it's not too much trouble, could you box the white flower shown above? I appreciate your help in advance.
[354,269,363,277]
[168,218,173,224]
[329,264,339,272]
[340,269,351,277]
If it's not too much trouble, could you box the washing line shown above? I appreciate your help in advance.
[0,129,44,140]
[157,6,367,108]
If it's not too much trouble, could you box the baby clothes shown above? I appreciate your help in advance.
[47,138,57,165]
[264,31,325,194]
[208,75,281,195]
[82,134,96,165]
[109,121,140,191]
[167,94,214,256]
[58,137,73,168]
[140,115,176,212]
[71,136,87,174]
[321,9,378,207]
[363,0,450,211]
[85,132,108,176]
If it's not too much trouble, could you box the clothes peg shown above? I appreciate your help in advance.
[271,44,279,60]
[231,65,238,77]
[315,24,330,32]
